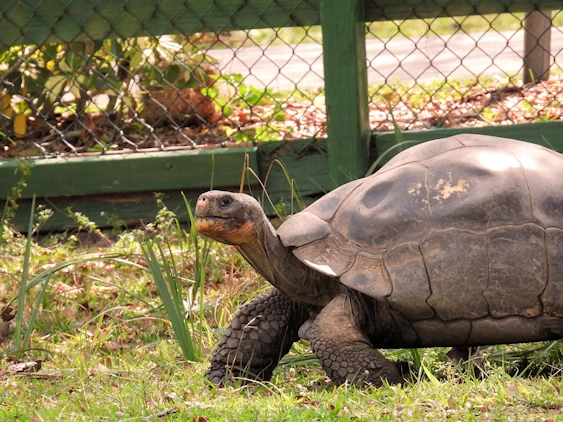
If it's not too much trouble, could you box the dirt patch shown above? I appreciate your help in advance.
[1,74,561,159]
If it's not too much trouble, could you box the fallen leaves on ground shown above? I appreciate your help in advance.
[1,74,561,158]
[370,74,563,131]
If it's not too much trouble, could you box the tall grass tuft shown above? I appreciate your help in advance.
[366,103,418,176]
[141,237,198,362]
[141,194,210,362]
[12,195,36,351]
[182,192,210,356]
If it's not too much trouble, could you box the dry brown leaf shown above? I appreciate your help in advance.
[140,88,219,126]
[1,306,15,322]
[52,281,84,298]
[7,360,42,374]
[103,342,132,351]
[0,321,10,342]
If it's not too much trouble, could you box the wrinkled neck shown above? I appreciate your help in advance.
[236,216,335,306]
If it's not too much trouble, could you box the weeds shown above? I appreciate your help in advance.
[138,193,214,361]
[183,192,211,355]
[11,195,35,352]
[141,237,198,361]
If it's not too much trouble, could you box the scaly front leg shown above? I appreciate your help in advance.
[205,289,308,385]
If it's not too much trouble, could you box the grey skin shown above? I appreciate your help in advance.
[195,134,563,387]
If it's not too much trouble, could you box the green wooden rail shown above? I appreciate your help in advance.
[1,0,562,229]
[3,0,561,48]
[4,120,563,231]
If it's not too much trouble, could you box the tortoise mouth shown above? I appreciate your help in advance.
[195,214,245,231]
[195,214,227,221]
[195,215,255,245]
[194,215,230,230]
[194,214,235,225]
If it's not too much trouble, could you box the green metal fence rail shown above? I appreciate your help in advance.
[1,0,562,229]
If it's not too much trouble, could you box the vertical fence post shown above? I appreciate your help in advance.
[523,10,552,83]
[321,0,370,188]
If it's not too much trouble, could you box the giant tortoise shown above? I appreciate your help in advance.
[195,134,563,386]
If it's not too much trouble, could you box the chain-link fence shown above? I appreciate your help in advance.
[366,10,563,132]
[1,2,562,159]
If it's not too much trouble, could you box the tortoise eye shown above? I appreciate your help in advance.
[220,196,233,207]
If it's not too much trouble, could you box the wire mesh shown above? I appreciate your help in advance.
[0,0,325,158]
[365,10,563,131]
[1,2,562,158]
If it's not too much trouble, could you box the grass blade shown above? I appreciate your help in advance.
[365,140,419,176]
[141,237,197,362]
[13,194,36,351]
[6,253,124,308]
[0,198,10,246]
[21,272,52,350]
[183,192,209,357]
[421,361,441,387]
[366,103,417,177]
[387,99,405,149]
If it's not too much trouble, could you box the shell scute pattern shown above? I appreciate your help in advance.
[277,135,563,329]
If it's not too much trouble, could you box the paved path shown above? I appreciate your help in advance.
[209,29,563,90]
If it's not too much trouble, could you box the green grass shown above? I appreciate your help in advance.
[366,12,563,40]
[0,199,562,420]
[1,342,562,420]
[222,11,563,48]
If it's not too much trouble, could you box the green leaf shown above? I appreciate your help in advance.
[65,51,82,69]
[182,75,201,89]
[42,44,57,60]
[44,75,69,104]
[87,73,102,90]
[227,73,244,84]
[22,74,40,95]
[128,49,144,71]
[222,105,233,116]
[164,64,180,84]
[201,87,218,99]
[110,39,124,58]
[183,192,210,356]
[245,92,262,105]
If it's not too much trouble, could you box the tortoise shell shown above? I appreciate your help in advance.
[277,134,563,325]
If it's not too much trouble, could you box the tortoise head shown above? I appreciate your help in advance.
[196,190,339,306]
[195,191,264,246]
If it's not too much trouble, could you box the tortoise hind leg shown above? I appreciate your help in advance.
[205,289,307,385]
[447,346,482,364]
[302,294,403,387]
[447,346,485,378]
